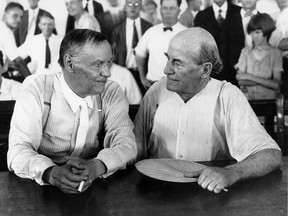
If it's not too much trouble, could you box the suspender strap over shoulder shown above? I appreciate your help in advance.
[42,75,54,129]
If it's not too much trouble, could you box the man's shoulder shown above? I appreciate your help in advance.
[22,73,55,94]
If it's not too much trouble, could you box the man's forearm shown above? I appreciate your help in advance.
[226,149,282,183]
[135,55,148,79]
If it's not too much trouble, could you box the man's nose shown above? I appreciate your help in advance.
[101,65,111,77]
[164,62,174,75]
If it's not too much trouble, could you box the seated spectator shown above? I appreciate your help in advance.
[235,13,283,100]
[134,27,282,193]
[140,0,161,25]
[14,0,57,47]
[0,2,31,80]
[109,63,142,104]
[0,51,21,101]
[8,29,136,194]
[65,0,101,32]
[18,12,62,74]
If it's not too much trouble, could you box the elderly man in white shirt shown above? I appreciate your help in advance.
[18,11,62,74]
[134,27,282,194]
[135,0,186,90]
[8,29,136,194]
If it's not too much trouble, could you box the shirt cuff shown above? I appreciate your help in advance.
[34,160,56,185]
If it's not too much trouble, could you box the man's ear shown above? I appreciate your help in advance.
[63,54,74,72]
[202,62,212,79]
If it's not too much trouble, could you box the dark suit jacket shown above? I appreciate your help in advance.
[14,8,56,47]
[65,0,104,34]
[194,3,241,82]
[111,19,153,67]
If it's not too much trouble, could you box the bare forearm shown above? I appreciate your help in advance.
[249,75,280,90]
[226,149,282,183]
[238,80,258,86]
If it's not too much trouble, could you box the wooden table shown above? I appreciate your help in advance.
[0,157,287,216]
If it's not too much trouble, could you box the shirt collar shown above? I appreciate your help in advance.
[29,7,39,16]
[58,72,93,113]
[213,1,228,14]
[127,17,141,25]
[240,8,258,18]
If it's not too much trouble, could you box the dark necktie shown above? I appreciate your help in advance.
[163,27,173,32]
[132,21,138,49]
[217,9,224,25]
[45,39,51,69]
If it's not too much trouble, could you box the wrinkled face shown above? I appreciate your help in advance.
[4,8,24,29]
[28,0,40,9]
[164,39,204,98]
[125,0,142,20]
[251,29,266,46]
[191,0,202,11]
[160,0,180,26]
[38,16,55,38]
[69,41,113,97]
[241,0,258,10]
[65,0,83,17]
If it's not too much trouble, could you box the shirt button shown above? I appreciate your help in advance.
[180,131,184,135]
[179,154,183,158]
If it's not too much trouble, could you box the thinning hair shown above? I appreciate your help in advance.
[5,2,24,12]
[160,0,182,7]
[247,13,276,41]
[173,28,223,76]
[58,29,108,67]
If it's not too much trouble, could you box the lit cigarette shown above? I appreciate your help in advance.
[78,181,84,192]
[223,188,228,192]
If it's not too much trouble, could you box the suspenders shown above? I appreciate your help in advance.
[42,74,103,134]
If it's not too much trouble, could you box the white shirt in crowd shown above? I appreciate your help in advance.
[0,21,19,71]
[27,7,39,39]
[75,11,101,32]
[0,77,21,100]
[18,34,62,74]
[240,8,258,47]
[109,63,142,105]
[135,22,186,82]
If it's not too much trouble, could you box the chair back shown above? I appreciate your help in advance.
[0,100,15,171]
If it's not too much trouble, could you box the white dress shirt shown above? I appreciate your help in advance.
[212,1,228,20]
[18,34,63,74]
[0,21,19,70]
[8,72,137,185]
[109,63,142,104]
[0,77,21,100]
[135,22,187,81]
[134,78,280,161]
[27,7,39,39]
[75,11,101,32]
[126,17,141,69]
[240,9,257,47]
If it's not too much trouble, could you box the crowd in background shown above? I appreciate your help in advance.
[0,0,287,103]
